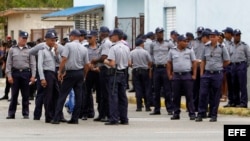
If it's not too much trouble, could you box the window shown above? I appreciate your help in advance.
[74,14,100,31]
[165,7,176,39]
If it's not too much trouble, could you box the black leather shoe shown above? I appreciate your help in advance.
[50,120,60,124]
[190,116,196,120]
[145,108,151,112]
[93,117,102,121]
[67,119,79,124]
[149,112,161,115]
[209,117,217,122]
[120,121,129,125]
[101,117,109,122]
[33,117,40,120]
[170,115,180,120]
[0,96,8,100]
[87,114,95,118]
[223,103,236,108]
[60,118,68,122]
[136,108,142,112]
[105,122,118,125]
[6,116,15,119]
[168,112,173,115]
[81,116,87,120]
[23,116,29,119]
[236,104,247,108]
[45,119,51,123]
[195,117,203,122]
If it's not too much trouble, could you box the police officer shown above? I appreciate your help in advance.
[51,29,90,124]
[221,27,235,107]
[37,32,60,123]
[192,26,205,111]
[29,30,67,122]
[143,31,155,107]
[196,30,230,122]
[167,35,197,120]
[149,27,174,115]
[79,29,89,46]
[81,30,100,120]
[91,26,112,122]
[169,30,179,46]
[229,29,250,108]
[6,31,36,119]
[130,38,153,112]
[103,28,130,125]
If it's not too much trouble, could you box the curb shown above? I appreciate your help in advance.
[127,96,250,117]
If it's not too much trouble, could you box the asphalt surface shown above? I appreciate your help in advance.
[0,78,249,141]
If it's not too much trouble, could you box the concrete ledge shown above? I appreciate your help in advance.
[127,96,250,117]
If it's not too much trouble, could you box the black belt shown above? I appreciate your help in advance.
[66,69,83,73]
[12,68,30,72]
[174,72,191,75]
[154,64,166,68]
[116,69,126,73]
[205,70,222,74]
[44,70,55,73]
[99,66,108,70]
[231,61,246,65]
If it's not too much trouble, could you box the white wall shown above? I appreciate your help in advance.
[145,0,165,33]
[117,0,144,17]
[8,13,73,41]
[146,0,250,44]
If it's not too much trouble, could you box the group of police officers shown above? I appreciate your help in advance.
[2,25,250,125]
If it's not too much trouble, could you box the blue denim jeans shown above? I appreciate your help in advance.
[65,89,75,113]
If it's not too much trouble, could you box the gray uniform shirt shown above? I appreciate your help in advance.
[144,38,153,54]
[150,40,174,64]
[99,37,112,67]
[229,41,250,66]
[6,45,36,77]
[108,41,130,70]
[130,46,152,69]
[168,47,196,72]
[61,40,89,70]
[192,39,204,60]
[29,42,64,67]
[37,46,58,80]
[201,43,230,71]
[87,46,100,61]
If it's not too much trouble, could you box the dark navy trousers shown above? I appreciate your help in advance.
[8,71,31,117]
[198,71,223,118]
[132,68,150,109]
[172,73,195,117]
[153,67,173,113]
[225,64,235,105]
[193,66,200,111]
[109,72,128,123]
[82,71,100,117]
[231,62,248,107]
[43,70,60,121]
[98,66,110,119]
[53,69,84,121]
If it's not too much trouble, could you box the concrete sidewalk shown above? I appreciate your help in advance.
[126,87,250,117]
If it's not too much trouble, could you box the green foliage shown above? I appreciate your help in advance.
[0,0,73,10]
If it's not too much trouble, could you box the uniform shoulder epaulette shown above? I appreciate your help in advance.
[111,43,116,47]
[164,39,169,42]
[84,44,89,48]
[205,43,210,47]
[241,41,247,45]
[187,46,192,49]
[218,44,224,48]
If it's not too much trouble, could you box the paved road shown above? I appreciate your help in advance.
[0,79,249,141]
